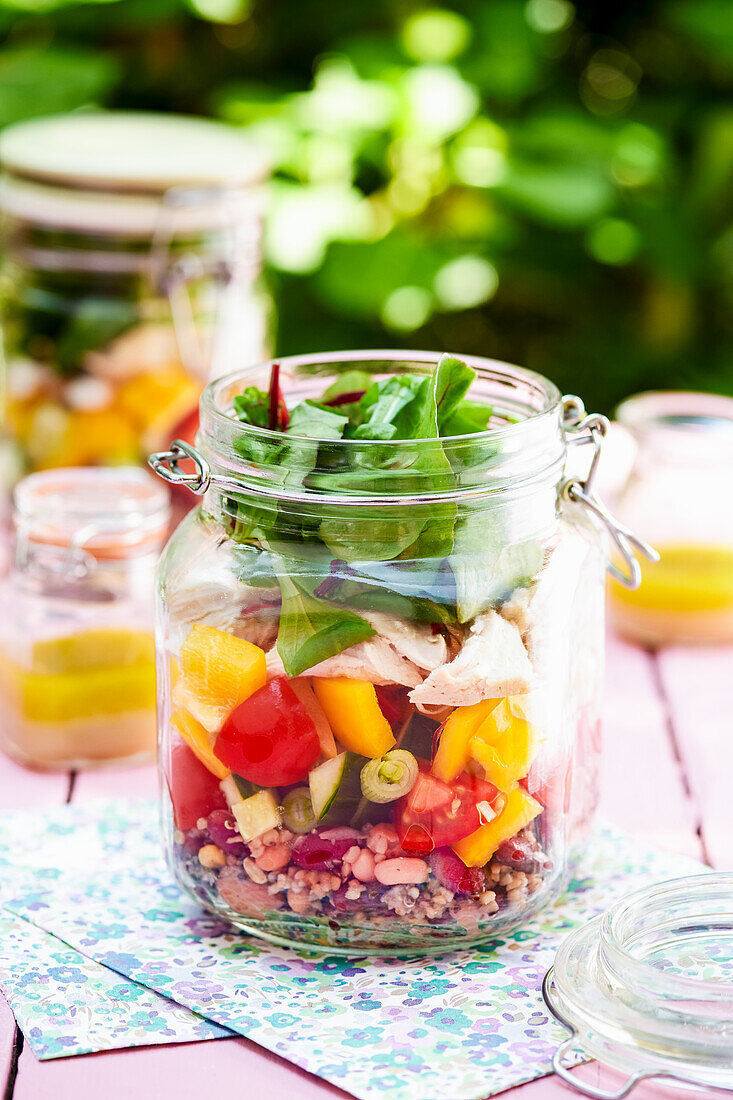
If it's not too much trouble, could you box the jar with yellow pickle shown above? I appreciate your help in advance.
[609,391,733,645]
[0,466,169,769]
[0,111,271,480]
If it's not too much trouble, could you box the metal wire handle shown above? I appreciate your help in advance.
[542,969,731,1100]
[561,395,659,589]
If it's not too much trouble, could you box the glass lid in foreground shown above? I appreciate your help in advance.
[544,873,733,1096]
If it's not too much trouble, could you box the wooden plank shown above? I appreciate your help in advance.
[13,1037,351,1100]
[601,635,703,861]
[0,756,68,810]
[71,761,158,802]
[655,646,733,870]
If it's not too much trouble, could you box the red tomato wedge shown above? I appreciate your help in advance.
[394,768,502,854]
[169,741,227,831]
[214,677,320,787]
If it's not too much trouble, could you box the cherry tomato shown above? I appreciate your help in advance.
[394,767,501,853]
[214,677,320,786]
[168,742,226,831]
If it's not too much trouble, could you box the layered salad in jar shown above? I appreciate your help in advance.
[159,355,603,951]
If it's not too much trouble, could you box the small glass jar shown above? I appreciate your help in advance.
[609,391,733,646]
[0,111,271,480]
[148,351,631,954]
[0,466,169,770]
[544,873,733,1094]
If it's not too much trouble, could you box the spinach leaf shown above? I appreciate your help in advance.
[442,399,494,436]
[233,387,270,428]
[433,355,476,430]
[322,370,374,401]
[353,375,425,440]
[451,505,542,622]
[286,400,349,441]
[276,571,376,676]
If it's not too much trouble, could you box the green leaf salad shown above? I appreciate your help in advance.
[225,354,539,677]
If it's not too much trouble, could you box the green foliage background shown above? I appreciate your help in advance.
[1,0,732,411]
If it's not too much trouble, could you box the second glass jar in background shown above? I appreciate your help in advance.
[0,111,272,481]
[609,391,733,646]
[0,466,169,769]
[151,351,609,953]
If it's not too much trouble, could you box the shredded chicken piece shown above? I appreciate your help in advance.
[357,611,447,672]
[167,557,279,651]
[266,610,447,685]
[499,587,531,640]
[408,610,533,710]
[266,635,425,686]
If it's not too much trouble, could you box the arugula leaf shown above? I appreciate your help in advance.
[276,571,376,676]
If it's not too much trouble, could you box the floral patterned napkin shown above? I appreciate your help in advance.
[0,911,228,1057]
[0,800,704,1099]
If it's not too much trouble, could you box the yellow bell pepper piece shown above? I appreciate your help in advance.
[452,786,542,867]
[171,709,230,780]
[179,624,266,719]
[431,698,500,782]
[312,678,395,757]
[468,696,538,792]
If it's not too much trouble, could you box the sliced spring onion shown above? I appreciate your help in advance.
[281,786,317,833]
[360,749,419,803]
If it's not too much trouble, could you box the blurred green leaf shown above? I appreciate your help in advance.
[0,48,118,127]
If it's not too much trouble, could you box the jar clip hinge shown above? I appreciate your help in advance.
[542,969,731,1100]
[561,396,659,590]
[148,440,213,495]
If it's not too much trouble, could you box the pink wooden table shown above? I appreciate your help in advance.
[1,634,731,1100]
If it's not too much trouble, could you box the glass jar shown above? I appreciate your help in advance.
[0,111,271,480]
[609,391,733,646]
[544,873,733,1094]
[0,465,169,769]
[151,351,625,954]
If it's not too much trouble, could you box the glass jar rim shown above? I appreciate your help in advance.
[617,390,733,440]
[13,466,171,558]
[200,350,562,447]
[196,351,566,504]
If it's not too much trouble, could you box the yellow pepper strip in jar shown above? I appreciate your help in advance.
[452,786,542,867]
[312,678,395,757]
[467,697,538,792]
[179,625,266,715]
[431,699,501,782]
[171,710,230,780]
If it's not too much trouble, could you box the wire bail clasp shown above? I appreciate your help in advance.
[148,440,211,495]
[561,396,659,590]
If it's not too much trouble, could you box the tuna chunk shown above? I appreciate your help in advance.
[408,610,532,710]
[266,613,446,685]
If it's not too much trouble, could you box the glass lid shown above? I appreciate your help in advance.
[543,873,733,1097]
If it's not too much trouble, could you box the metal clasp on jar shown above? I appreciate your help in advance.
[562,396,658,590]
